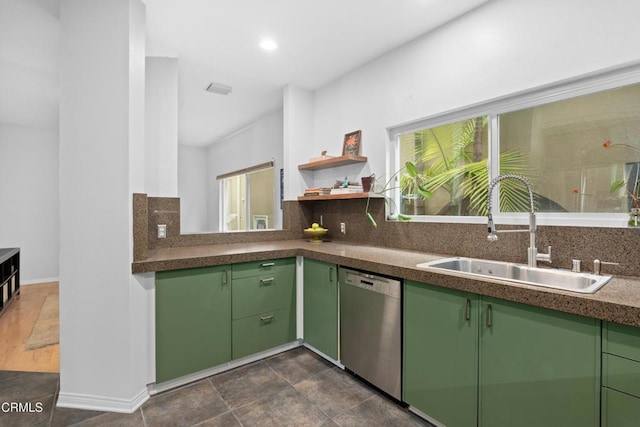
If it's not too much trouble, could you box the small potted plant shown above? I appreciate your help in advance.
[604,140,640,226]
[365,162,431,227]
[610,179,640,226]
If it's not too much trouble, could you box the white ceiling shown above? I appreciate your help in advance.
[142,0,491,147]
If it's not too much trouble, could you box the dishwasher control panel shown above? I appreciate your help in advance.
[340,268,401,298]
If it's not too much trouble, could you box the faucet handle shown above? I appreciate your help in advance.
[536,245,552,263]
[571,259,581,273]
[593,259,619,275]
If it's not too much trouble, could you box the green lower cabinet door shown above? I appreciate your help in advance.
[602,387,640,427]
[403,281,478,427]
[479,297,600,427]
[156,266,231,383]
[303,259,338,359]
[232,307,296,359]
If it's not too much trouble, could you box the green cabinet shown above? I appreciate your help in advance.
[404,281,600,427]
[302,258,338,359]
[231,258,296,359]
[156,265,231,383]
[403,281,478,427]
[602,321,640,426]
[156,258,297,383]
[479,296,601,427]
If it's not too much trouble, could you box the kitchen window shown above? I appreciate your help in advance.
[390,63,640,227]
[217,162,275,231]
[397,116,489,217]
[500,84,640,215]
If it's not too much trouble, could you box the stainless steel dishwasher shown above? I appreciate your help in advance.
[339,267,402,400]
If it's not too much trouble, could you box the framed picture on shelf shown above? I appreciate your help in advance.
[342,130,362,156]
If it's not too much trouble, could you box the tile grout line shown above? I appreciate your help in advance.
[262,360,336,424]
[264,354,364,425]
[205,360,291,417]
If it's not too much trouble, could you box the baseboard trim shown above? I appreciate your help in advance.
[149,340,302,395]
[56,387,149,414]
[302,343,343,369]
[21,277,60,285]
[407,406,445,427]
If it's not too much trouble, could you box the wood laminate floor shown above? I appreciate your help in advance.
[0,282,59,373]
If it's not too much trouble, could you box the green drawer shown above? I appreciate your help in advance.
[232,258,295,279]
[602,387,640,427]
[232,307,295,359]
[232,269,295,319]
[603,353,640,398]
[604,322,640,362]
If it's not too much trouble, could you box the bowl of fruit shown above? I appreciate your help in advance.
[303,223,328,243]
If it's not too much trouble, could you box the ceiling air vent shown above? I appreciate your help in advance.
[205,82,233,95]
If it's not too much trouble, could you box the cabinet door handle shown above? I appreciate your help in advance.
[261,262,275,267]
[222,269,228,284]
[259,277,275,285]
[260,314,274,322]
[464,299,471,321]
[329,267,334,283]
[485,303,492,328]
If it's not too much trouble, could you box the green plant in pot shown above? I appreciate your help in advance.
[610,177,640,226]
[604,140,640,226]
[364,162,431,227]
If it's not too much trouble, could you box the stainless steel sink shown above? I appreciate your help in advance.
[417,257,612,294]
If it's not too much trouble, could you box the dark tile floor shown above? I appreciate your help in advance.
[0,347,431,426]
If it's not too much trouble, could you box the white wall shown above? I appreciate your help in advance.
[58,0,149,412]
[283,86,314,200]
[179,145,209,232]
[207,109,284,231]
[296,0,640,190]
[0,0,60,283]
[145,56,178,197]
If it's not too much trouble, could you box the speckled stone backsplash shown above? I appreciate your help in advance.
[134,193,640,277]
[134,194,312,259]
[308,197,640,278]
[133,193,148,261]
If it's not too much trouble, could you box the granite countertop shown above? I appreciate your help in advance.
[132,240,640,328]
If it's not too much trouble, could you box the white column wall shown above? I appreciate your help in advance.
[179,145,209,232]
[145,56,178,197]
[0,0,60,283]
[289,0,640,188]
[283,86,313,200]
[58,0,148,412]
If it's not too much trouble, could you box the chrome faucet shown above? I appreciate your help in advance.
[486,174,551,268]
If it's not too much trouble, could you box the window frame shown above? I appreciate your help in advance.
[387,60,640,228]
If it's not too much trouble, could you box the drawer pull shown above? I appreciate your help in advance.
[464,298,471,321]
[485,304,492,328]
[261,262,275,267]
[260,315,274,322]
[260,277,275,284]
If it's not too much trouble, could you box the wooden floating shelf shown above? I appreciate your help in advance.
[298,155,368,171]
[297,192,373,201]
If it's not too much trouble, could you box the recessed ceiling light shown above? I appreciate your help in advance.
[259,39,277,51]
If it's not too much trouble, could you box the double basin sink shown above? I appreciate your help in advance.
[417,257,611,294]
